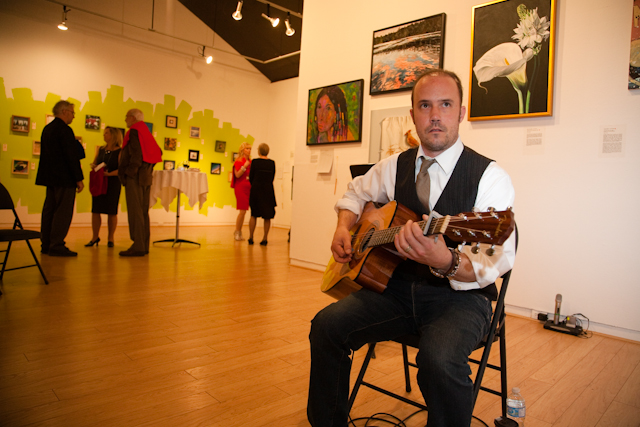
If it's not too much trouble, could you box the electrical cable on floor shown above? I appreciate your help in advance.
[348,410,490,426]
[573,313,593,338]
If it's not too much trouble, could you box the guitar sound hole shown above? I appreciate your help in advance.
[360,229,374,252]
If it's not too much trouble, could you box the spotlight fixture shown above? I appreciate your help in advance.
[285,13,295,36]
[58,5,69,31]
[261,4,279,28]
[199,46,213,64]
[232,1,243,21]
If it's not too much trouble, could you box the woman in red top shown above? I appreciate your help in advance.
[233,142,252,241]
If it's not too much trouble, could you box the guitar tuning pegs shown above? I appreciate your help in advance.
[486,245,495,256]
[488,207,498,219]
[474,212,483,219]
[471,242,480,254]
[457,242,467,252]
[458,213,468,220]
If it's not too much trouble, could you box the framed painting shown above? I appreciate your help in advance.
[469,0,557,121]
[215,140,226,153]
[45,114,54,125]
[12,159,29,175]
[163,160,175,170]
[188,149,200,162]
[85,115,100,130]
[370,14,446,95]
[164,137,177,151]
[145,122,154,133]
[33,140,41,155]
[210,162,221,175]
[166,115,178,128]
[190,126,200,138]
[630,0,640,89]
[306,79,364,146]
[232,152,239,163]
[11,115,30,133]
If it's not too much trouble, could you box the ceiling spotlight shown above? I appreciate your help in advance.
[285,13,295,36]
[58,5,69,30]
[261,4,279,28]
[232,1,243,21]
[199,46,213,64]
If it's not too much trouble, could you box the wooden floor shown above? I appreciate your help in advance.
[0,225,639,427]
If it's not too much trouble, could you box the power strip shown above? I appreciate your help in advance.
[543,319,583,336]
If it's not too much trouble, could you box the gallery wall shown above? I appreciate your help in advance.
[0,0,298,229]
[289,0,640,340]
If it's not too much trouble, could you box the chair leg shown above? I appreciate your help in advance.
[499,320,508,418]
[26,240,49,285]
[0,241,12,281]
[347,342,377,412]
[402,344,412,392]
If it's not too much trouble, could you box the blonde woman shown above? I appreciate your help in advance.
[232,142,252,241]
[86,127,122,247]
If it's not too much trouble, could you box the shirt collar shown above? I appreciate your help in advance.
[415,136,464,176]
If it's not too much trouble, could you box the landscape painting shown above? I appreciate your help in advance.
[370,14,446,95]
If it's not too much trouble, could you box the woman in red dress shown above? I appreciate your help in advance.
[232,142,252,240]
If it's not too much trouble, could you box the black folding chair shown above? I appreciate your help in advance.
[347,231,518,425]
[0,182,49,292]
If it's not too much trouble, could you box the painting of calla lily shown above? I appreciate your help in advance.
[469,0,556,120]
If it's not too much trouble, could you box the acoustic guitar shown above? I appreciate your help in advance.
[321,201,515,300]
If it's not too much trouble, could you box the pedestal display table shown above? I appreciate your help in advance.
[150,169,208,247]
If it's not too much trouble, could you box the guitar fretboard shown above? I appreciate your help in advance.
[363,216,451,248]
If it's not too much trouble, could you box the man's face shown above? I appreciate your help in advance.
[62,106,75,125]
[125,111,136,128]
[410,75,466,157]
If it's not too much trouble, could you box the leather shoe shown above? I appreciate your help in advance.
[119,250,145,257]
[108,241,114,248]
[49,248,78,257]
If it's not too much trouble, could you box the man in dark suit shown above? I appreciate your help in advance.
[35,100,84,256]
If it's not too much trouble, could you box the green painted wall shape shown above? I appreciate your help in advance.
[0,78,253,215]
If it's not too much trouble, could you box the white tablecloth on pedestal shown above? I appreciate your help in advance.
[150,170,208,211]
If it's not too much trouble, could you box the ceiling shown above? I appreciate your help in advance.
[178,0,303,82]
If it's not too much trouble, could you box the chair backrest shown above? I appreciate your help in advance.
[0,182,16,210]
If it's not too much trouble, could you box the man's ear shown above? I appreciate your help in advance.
[410,108,415,124]
[459,106,466,123]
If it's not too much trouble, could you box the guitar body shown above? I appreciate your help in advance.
[321,201,419,300]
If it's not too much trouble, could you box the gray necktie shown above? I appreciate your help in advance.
[416,157,436,212]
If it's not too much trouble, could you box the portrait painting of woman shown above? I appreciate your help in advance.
[307,79,364,145]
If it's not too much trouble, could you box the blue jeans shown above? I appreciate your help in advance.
[307,278,492,427]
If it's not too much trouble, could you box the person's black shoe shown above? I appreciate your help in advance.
[41,248,49,255]
[108,241,114,248]
[119,250,145,257]
[260,240,268,246]
[85,238,100,247]
[248,238,254,245]
[49,248,78,257]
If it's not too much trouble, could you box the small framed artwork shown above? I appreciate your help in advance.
[232,152,239,163]
[370,14,447,95]
[33,141,41,155]
[145,122,153,133]
[210,162,221,175]
[307,79,364,145]
[215,140,226,153]
[12,159,29,175]
[629,0,640,89]
[85,115,100,130]
[114,128,126,139]
[11,115,30,133]
[164,137,177,151]
[189,149,200,162]
[163,160,175,170]
[190,126,200,138]
[469,0,556,120]
[46,114,55,125]
[166,115,178,128]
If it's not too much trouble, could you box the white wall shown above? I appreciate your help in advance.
[290,0,640,340]
[0,0,297,229]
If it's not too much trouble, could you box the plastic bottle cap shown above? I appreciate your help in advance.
[512,387,520,393]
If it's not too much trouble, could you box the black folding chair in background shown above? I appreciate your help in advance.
[0,182,49,294]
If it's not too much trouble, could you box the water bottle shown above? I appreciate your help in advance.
[506,387,526,426]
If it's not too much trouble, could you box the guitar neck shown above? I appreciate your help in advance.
[368,217,449,247]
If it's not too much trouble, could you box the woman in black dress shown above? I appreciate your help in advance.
[85,127,122,247]
[248,143,277,245]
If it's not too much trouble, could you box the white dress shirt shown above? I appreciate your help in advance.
[335,137,516,291]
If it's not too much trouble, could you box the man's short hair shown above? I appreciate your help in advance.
[128,109,144,121]
[258,143,270,156]
[410,69,464,107]
[53,100,74,116]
